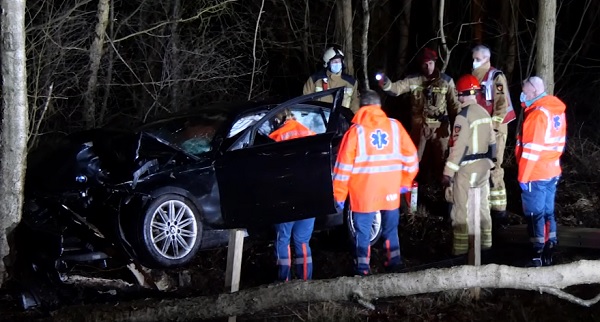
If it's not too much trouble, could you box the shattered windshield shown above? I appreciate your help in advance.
[142,111,229,156]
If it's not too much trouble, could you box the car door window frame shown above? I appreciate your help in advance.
[225,88,344,151]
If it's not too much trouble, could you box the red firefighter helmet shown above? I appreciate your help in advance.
[456,74,481,96]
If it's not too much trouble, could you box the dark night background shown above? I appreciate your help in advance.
[22,0,600,141]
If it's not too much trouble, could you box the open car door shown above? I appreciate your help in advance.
[216,88,344,228]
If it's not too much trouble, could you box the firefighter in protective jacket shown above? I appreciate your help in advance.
[303,46,359,112]
[515,76,566,267]
[269,109,317,281]
[471,45,516,221]
[378,48,460,183]
[332,90,419,276]
[443,75,496,256]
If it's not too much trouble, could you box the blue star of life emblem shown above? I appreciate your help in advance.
[553,115,561,130]
[370,129,389,150]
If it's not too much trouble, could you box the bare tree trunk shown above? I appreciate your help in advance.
[303,0,312,76]
[536,0,556,94]
[438,0,450,72]
[50,261,600,321]
[248,0,266,100]
[337,0,354,74]
[0,0,29,287]
[361,0,370,89]
[84,0,110,128]
[396,0,412,77]
[99,0,115,126]
[431,0,440,46]
[504,0,520,80]
[169,0,182,112]
[472,0,483,43]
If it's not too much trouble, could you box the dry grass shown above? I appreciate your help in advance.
[236,286,600,322]
[7,283,598,322]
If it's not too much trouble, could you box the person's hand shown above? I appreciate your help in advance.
[400,186,409,194]
[335,201,345,212]
[375,73,389,88]
[519,182,529,191]
[441,175,453,187]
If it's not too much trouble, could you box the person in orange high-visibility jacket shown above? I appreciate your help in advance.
[269,109,317,281]
[515,76,566,267]
[269,109,316,142]
[333,90,419,276]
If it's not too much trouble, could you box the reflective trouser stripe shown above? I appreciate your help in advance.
[481,228,492,249]
[276,245,292,281]
[451,172,493,255]
[384,239,401,267]
[302,243,308,280]
[453,232,469,255]
[489,189,506,209]
[276,259,290,265]
[293,257,313,264]
[357,257,370,264]
[530,237,545,243]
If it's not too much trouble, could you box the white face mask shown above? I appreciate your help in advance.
[330,63,342,74]
[472,60,483,70]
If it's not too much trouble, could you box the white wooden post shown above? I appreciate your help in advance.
[468,187,481,299]
[225,229,245,322]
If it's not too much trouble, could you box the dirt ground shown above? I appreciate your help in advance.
[2,144,600,321]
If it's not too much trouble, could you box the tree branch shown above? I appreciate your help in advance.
[248,0,265,100]
[361,0,370,90]
[112,0,237,43]
[539,287,600,307]
[50,260,600,321]
[438,0,449,72]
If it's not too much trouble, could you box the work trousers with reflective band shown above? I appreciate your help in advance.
[490,123,507,211]
[353,209,401,275]
[448,171,492,255]
[275,218,315,281]
[521,177,559,252]
[411,121,449,184]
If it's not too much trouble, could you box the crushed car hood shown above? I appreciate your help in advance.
[26,129,207,194]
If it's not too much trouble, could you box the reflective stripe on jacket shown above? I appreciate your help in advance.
[332,105,419,213]
[515,95,566,182]
[443,99,496,180]
[269,119,316,142]
[302,70,359,112]
[382,70,460,126]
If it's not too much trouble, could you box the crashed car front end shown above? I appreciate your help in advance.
[19,130,171,277]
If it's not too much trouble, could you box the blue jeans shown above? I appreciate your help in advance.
[353,209,401,275]
[521,176,559,252]
[274,217,315,281]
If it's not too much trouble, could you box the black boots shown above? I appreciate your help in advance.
[525,242,556,267]
[491,210,509,228]
[542,242,556,266]
[526,249,543,267]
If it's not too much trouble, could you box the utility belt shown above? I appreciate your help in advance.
[461,150,496,163]
[424,114,449,124]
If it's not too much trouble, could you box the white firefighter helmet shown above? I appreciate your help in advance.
[322,47,344,67]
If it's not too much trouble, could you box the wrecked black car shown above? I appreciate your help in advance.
[17,88,383,281]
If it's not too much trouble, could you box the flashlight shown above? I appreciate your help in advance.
[375,73,383,81]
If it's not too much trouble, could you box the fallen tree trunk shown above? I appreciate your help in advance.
[51,260,600,321]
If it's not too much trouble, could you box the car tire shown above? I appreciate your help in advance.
[346,205,382,246]
[135,193,203,268]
